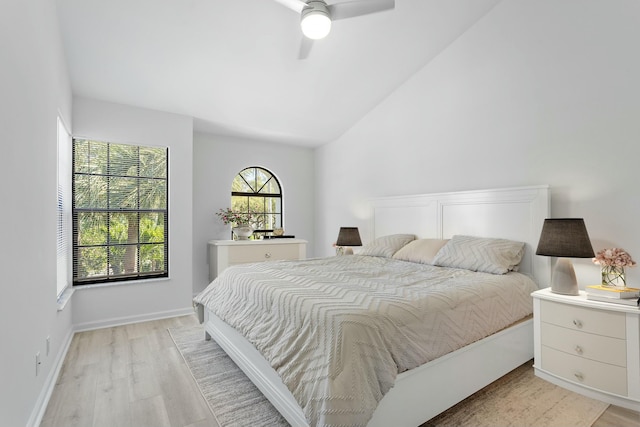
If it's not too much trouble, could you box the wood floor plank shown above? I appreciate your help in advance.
[593,404,640,427]
[92,376,131,427]
[185,417,220,427]
[41,368,98,424]
[40,413,94,427]
[127,361,162,403]
[128,335,153,366]
[130,395,171,427]
[155,354,215,426]
[97,335,130,382]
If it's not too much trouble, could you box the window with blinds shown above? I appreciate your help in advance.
[72,139,168,285]
[57,117,72,297]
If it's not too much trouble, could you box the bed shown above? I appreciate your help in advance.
[194,185,550,427]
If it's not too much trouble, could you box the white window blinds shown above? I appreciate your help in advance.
[72,139,168,285]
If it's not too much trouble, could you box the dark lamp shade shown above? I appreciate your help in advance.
[336,227,362,247]
[536,218,594,258]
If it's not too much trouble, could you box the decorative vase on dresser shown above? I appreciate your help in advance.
[231,223,254,240]
[532,288,640,412]
[207,238,307,282]
[601,265,626,287]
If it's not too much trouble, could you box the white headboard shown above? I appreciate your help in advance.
[369,185,550,287]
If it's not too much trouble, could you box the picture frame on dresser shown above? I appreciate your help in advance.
[532,288,640,412]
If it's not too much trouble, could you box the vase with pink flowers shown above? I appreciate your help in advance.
[215,208,257,240]
[592,248,636,288]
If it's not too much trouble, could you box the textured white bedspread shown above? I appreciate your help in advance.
[193,255,538,427]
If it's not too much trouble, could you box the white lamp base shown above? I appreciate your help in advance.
[335,247,354,256]
[550,258,579,296]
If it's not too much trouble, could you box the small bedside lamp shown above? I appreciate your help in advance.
[536,218,595,296]
[336,227,362,255]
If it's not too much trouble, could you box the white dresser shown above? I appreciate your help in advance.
[532,288,640,411]
[208,239,307,282]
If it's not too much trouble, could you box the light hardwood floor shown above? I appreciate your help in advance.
[41,315,218,427]
[41,314,640,427]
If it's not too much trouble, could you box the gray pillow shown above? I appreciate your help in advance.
[431,235,525,274]
[392,239,449,264]
[359,234,416,258]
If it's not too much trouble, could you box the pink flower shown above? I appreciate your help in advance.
[593,248,636,267]
[215,208,257,226]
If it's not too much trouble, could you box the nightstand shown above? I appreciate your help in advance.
[207,239,307,282]
[532,288,640,411]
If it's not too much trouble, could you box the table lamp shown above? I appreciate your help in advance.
[336,227,362,255]
[536,218,595,295]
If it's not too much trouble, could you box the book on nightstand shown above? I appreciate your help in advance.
[586,293,640,307]
[585,285,640,299]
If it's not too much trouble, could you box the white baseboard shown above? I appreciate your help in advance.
[28,306,195,426]
[27,327,74,427]
[73,306,196,332]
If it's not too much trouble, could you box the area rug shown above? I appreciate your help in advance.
[422,361,609,427]
[169,325,609,427]
[169,325,289,427]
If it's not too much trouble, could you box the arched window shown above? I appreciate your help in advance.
[231,166,282,237]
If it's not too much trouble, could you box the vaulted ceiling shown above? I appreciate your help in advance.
[56,0,501,146]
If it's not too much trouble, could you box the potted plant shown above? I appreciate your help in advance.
[593,248,636,287]
[216,208,257,240]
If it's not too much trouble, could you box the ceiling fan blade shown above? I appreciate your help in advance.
[328,0,394,20]
[298,37,314,59]
[272,0,308,14]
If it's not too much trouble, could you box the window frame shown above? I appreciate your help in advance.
[72,138,169,286]
[231,166,283,238]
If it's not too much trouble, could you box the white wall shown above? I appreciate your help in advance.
[316,0,640,288]
[192,133,315,294]
[71,98,194,329]
[0,1,73,426]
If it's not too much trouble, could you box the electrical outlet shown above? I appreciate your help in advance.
[46,336,50,356]
[36,352,41,376]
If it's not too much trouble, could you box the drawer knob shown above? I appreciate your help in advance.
[574,372,584,381]
[572,319,583,328]
[574,345,583,355]
[264,253,271,259]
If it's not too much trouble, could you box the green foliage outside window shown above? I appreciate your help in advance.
[73,139,168,284]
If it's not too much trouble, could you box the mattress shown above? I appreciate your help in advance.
[193,255,538,427]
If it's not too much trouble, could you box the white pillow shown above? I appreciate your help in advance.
[431,235,525,274]
[392,238,449,265]
[358,234,416,258]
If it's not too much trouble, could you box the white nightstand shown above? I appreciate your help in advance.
[532,288,640,411]
[207,239,307,282]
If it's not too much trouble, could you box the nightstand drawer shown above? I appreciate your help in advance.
[540,322,626,367]
[228,243,300,264]
[541,346,628,396]
[540,300,626,339]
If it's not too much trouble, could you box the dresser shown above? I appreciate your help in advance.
[208,239,307,282]
[532,288,640,411]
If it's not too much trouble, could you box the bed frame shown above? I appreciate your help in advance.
[203,185,551,426]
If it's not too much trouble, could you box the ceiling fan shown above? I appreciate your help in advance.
[272,0,395,59]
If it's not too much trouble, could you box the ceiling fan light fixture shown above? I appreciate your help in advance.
[300,2,331,40]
